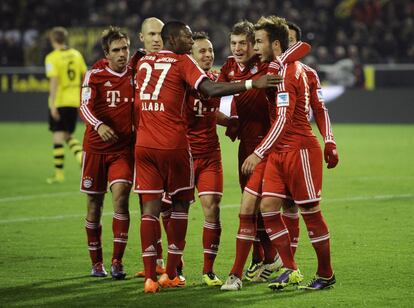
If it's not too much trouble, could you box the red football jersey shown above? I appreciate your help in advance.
[302,63,336,144]
[254,61,320,158]
[135,50,207,150]
[186,71,220,156]
[80,66,135,153]
[218,55,270,143]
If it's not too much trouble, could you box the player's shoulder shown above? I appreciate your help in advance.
[45,49,59,62]
[301,63,319,79]
[83,68,105,85]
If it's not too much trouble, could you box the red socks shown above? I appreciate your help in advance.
[112,212,130,262]
[257,212,276,263]
[301,210,333,278]
[203,220,221,273]
[230,214,256,278]
[140,214,159,281]
[85,220,102,265]
[166,211,188,279]
[261,211,297,270]
[282,212,300,256]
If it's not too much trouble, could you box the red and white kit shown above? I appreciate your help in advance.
[186,71,223,197]
[79,65,135,193]
[134,50,207,202]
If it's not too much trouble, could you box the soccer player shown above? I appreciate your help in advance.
[219,21,311,285]
[188,31,224,286]
[79,27,135,279]
[45,27,87,183]
[220,31,311,291]
[139,17,164,54]
[242,16,339,291]
[134,16,169,278]
[133,21,281,293]
[278,21,339,257]
[218,21,276,281]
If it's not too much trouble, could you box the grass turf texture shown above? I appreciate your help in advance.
[0,123,413,307]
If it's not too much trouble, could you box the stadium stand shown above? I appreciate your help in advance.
[1,0,413,68]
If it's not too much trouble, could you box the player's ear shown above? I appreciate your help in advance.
[139,33,144,43]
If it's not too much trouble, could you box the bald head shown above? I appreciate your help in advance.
[140,17,164,53]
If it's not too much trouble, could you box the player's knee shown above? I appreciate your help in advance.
[87,194,104,219]
[282,199,298,213]
[299,201,320,213]
[260,197,283,212]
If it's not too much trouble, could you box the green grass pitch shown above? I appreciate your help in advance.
[0,123,413,307]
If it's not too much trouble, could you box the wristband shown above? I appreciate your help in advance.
[245,80,253,90]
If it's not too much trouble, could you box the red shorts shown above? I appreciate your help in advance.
[193,151,223,197]
[80,151,133,194]
[244,158,267,197]
[262,148,322,204]
[134,146,194,203]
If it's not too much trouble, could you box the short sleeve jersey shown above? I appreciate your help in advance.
[218,55,270,143]
[80,66,135,153]
[186,71,220,156]
[135,50,207,150]
[45,48,87,108]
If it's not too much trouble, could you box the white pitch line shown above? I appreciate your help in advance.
[0,193,413,225]
[0,191,78,203]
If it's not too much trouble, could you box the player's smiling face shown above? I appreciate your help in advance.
[106,38,130,72]
[254,30,273,63]
[230,34,255,65]
[175,26,194,55]
[191,39,214,72]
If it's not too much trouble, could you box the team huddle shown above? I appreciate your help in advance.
[46,14,339,294]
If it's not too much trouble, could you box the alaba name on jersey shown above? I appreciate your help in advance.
[218,55,270,143]
[255,61,320,158]
[80,66,135,154]
[186,71,220,156]
[135,50,207,150]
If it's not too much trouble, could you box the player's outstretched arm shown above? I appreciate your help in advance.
[198,74,282,98]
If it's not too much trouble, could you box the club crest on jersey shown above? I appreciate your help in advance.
[317,89,324,101]
[250,65,258,74]
[81,87,91,100]
[277,92,289,107]
[83,176,93,189]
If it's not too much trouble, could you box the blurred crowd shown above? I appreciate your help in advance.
[1,0,413,70]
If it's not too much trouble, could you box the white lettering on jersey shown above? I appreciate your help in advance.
[141,102,165,112]
[193,99,204,117]
[276,92,289,107]
[106,90,120,107]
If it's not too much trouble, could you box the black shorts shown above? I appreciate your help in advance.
[48,107,78,133]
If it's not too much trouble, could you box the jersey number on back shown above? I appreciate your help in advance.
[67,61,75,81]
[138,63,171,100]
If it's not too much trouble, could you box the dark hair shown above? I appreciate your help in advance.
[49,27,68,45]
[193,31,210,41]
[287,21,302,41]
[161,21,187,42]
[230,20,255,43]
[255,16,289,52]
[101,26,129,54]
